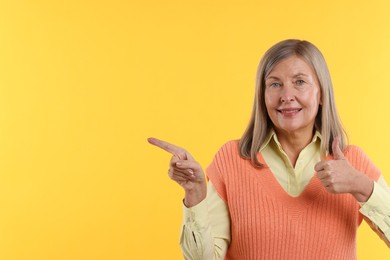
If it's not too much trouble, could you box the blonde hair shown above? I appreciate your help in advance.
[239,39,347,167]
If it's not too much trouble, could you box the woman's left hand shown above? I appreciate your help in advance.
[314,137,374,202]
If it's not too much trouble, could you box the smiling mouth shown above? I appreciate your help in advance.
[277,108,302,115]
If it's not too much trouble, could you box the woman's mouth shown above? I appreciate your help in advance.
[277,108,302,115]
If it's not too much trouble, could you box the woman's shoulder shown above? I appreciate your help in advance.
[218,139,240,151]
[344,144,381,179]
[344,144,366,158]
[221,139,240,148]
[213,139,241,159]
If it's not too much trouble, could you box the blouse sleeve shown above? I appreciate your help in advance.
[180,181,231,259]
[359,176,390,247]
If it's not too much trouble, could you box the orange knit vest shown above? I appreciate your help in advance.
[207,140,380,260]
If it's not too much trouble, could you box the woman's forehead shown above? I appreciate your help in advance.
[266,56,315,78]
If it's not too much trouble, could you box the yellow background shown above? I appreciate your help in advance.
[0,0,389,259]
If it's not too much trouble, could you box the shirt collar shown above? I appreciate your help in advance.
[259,129,322,152]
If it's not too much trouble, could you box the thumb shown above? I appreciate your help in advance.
[332,136,345,160]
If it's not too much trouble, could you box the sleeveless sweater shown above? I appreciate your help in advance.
[206,140,381,260]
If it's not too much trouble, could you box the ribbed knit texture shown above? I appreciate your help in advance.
[207,140,381,260]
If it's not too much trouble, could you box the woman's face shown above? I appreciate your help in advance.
[264,55,321,137]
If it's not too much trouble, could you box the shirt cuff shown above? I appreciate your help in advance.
[182,198,210,230]
[359,181,390,237]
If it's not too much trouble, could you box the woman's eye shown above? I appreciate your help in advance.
[296,79,305,85]
[270,82,281,88]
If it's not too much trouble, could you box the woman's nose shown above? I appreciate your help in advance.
[280,86,295,103]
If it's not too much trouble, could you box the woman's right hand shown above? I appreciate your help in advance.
[148,138,207,207]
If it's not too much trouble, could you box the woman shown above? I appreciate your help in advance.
[148,39,390,259]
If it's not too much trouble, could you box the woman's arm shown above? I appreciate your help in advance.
[359,176,390,247]
[315,138,390,247]
[148,138,231,258]
[180,182,231,260]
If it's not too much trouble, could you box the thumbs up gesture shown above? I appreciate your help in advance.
[314,137,373,202]
[148,138,207,207]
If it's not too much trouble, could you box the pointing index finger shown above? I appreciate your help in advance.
[147,137,185,156]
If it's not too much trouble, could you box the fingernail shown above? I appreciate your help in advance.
[176,162,181,166]
[188,169,194,174]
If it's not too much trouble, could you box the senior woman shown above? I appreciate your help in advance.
[148,39,390,259]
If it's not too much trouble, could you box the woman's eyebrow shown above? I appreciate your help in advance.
[265,76,280,81]
[293,73,310,78]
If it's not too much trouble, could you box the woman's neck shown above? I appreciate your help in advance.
[275,129,314,167]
